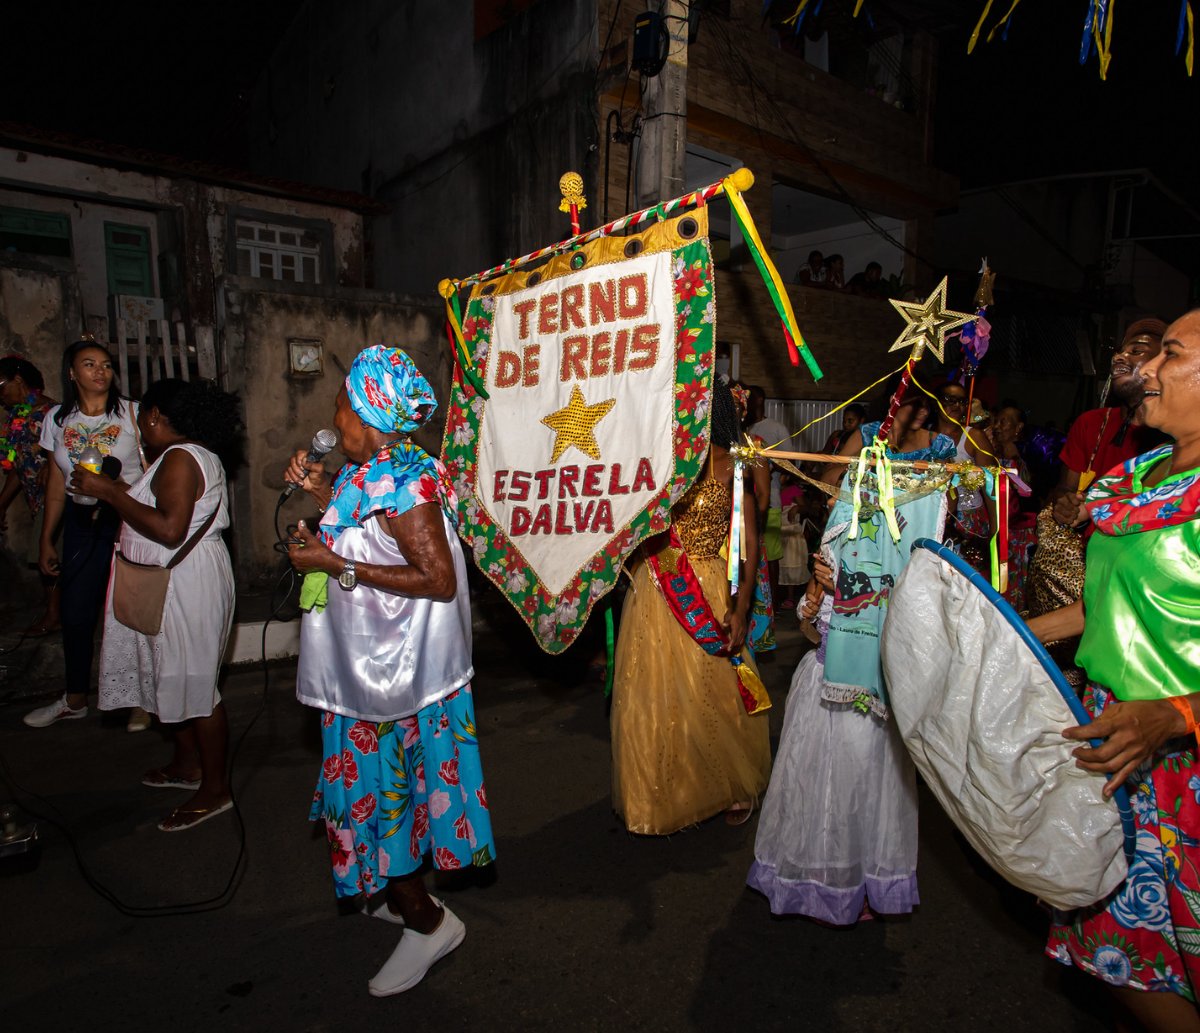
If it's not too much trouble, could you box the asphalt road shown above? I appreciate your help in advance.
[0,597,1109,1032]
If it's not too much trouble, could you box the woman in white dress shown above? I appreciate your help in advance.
[72,378,240,832]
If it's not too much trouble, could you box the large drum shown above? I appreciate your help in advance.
[880,539,1134,910]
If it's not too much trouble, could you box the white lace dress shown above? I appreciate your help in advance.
[98,444,234,722]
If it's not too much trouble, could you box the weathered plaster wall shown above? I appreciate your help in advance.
[249,0,599,297]
[0,185,162,321]
[0,145,366,337]
[0,261,76,567]
[219,282,446,587]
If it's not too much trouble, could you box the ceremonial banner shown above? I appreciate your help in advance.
[442,210,715,652]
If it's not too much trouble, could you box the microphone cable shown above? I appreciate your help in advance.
[0,495,303,916]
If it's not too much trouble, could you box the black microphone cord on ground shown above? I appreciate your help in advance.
[0,496,302,916]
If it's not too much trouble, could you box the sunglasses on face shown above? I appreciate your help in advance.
[940,394,966,406]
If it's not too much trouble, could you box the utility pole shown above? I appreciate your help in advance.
[635,1,689,209]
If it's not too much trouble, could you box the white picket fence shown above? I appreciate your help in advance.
[84,315,218,396]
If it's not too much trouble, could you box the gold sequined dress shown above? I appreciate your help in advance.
[610,476,772,834]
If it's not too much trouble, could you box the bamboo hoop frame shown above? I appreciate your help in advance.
[754,446,993,477]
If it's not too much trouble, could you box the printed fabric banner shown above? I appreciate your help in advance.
[442,209,716,653]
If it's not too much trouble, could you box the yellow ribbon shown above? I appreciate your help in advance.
[735,660,772,715]
[1186,2,1195,76]
[1093,0,1116,80]
[874,442,902,542]
[781,0,810,27]
[437,278,474,371]
[968,0,996,53]
[847,441,871,540]
[987,0,1023,44]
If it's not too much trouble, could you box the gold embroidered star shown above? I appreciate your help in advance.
[887,276,976,364]
[541,384,616,463]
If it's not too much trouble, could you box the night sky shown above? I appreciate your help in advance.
[4,2,1194,202]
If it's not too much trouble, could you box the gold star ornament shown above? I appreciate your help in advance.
[887,276,976,363]
[541,385,616,463]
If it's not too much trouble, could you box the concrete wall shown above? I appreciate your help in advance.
[249,0,599,298]
[0,185,162,321]
[219,281,447,588]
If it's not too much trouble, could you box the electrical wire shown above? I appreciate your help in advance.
[0,496,301,917]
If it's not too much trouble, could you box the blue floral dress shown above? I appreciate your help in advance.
[304,440,495,898]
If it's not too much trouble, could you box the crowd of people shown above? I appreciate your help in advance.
[796,250,891,298]
[2,310,1199,1022]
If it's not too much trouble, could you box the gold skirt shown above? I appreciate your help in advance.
[611,555,772,834]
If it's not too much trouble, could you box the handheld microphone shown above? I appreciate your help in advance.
[280,429,338,503]
[100,456,123,480]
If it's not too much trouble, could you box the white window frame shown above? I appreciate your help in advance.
[235,219,322,284]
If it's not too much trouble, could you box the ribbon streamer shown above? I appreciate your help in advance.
[439,281,490,400]
[1179,0,1195,75]
[847,441,871,540]
[604,604,615,698]
[722,175,824,382]
[729,458,745,592]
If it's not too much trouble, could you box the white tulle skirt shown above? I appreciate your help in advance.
[747,645,920,924]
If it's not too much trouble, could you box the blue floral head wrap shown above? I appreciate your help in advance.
[345,345,437,435]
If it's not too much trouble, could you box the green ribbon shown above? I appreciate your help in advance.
[604,604,615,698]
[299,571,329,613]
[450,291,490,400]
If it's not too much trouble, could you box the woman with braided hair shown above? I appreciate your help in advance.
[610,377,771,834]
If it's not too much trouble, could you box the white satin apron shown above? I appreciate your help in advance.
[296,508,473,722]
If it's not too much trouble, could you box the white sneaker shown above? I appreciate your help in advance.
[368,901,465,997]
[361,894,405,926]
[23,696,88,728]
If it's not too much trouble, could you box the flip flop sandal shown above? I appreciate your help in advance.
[142,769,202,791]
[725,800,756,827]
[157,800,233,832]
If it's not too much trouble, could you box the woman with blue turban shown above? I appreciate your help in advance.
[286,345,493,997]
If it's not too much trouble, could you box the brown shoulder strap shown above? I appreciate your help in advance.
[166,506,218,570]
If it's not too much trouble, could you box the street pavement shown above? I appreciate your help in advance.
[0,591,1109,1032]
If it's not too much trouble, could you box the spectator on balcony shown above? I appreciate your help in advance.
[796,249,825,286]
[847,261,888,298]
[822,254,845,290]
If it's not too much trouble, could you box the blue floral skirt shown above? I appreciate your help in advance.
[309,684,495,899]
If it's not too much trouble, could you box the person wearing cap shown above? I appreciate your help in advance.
[285,345,494,997]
